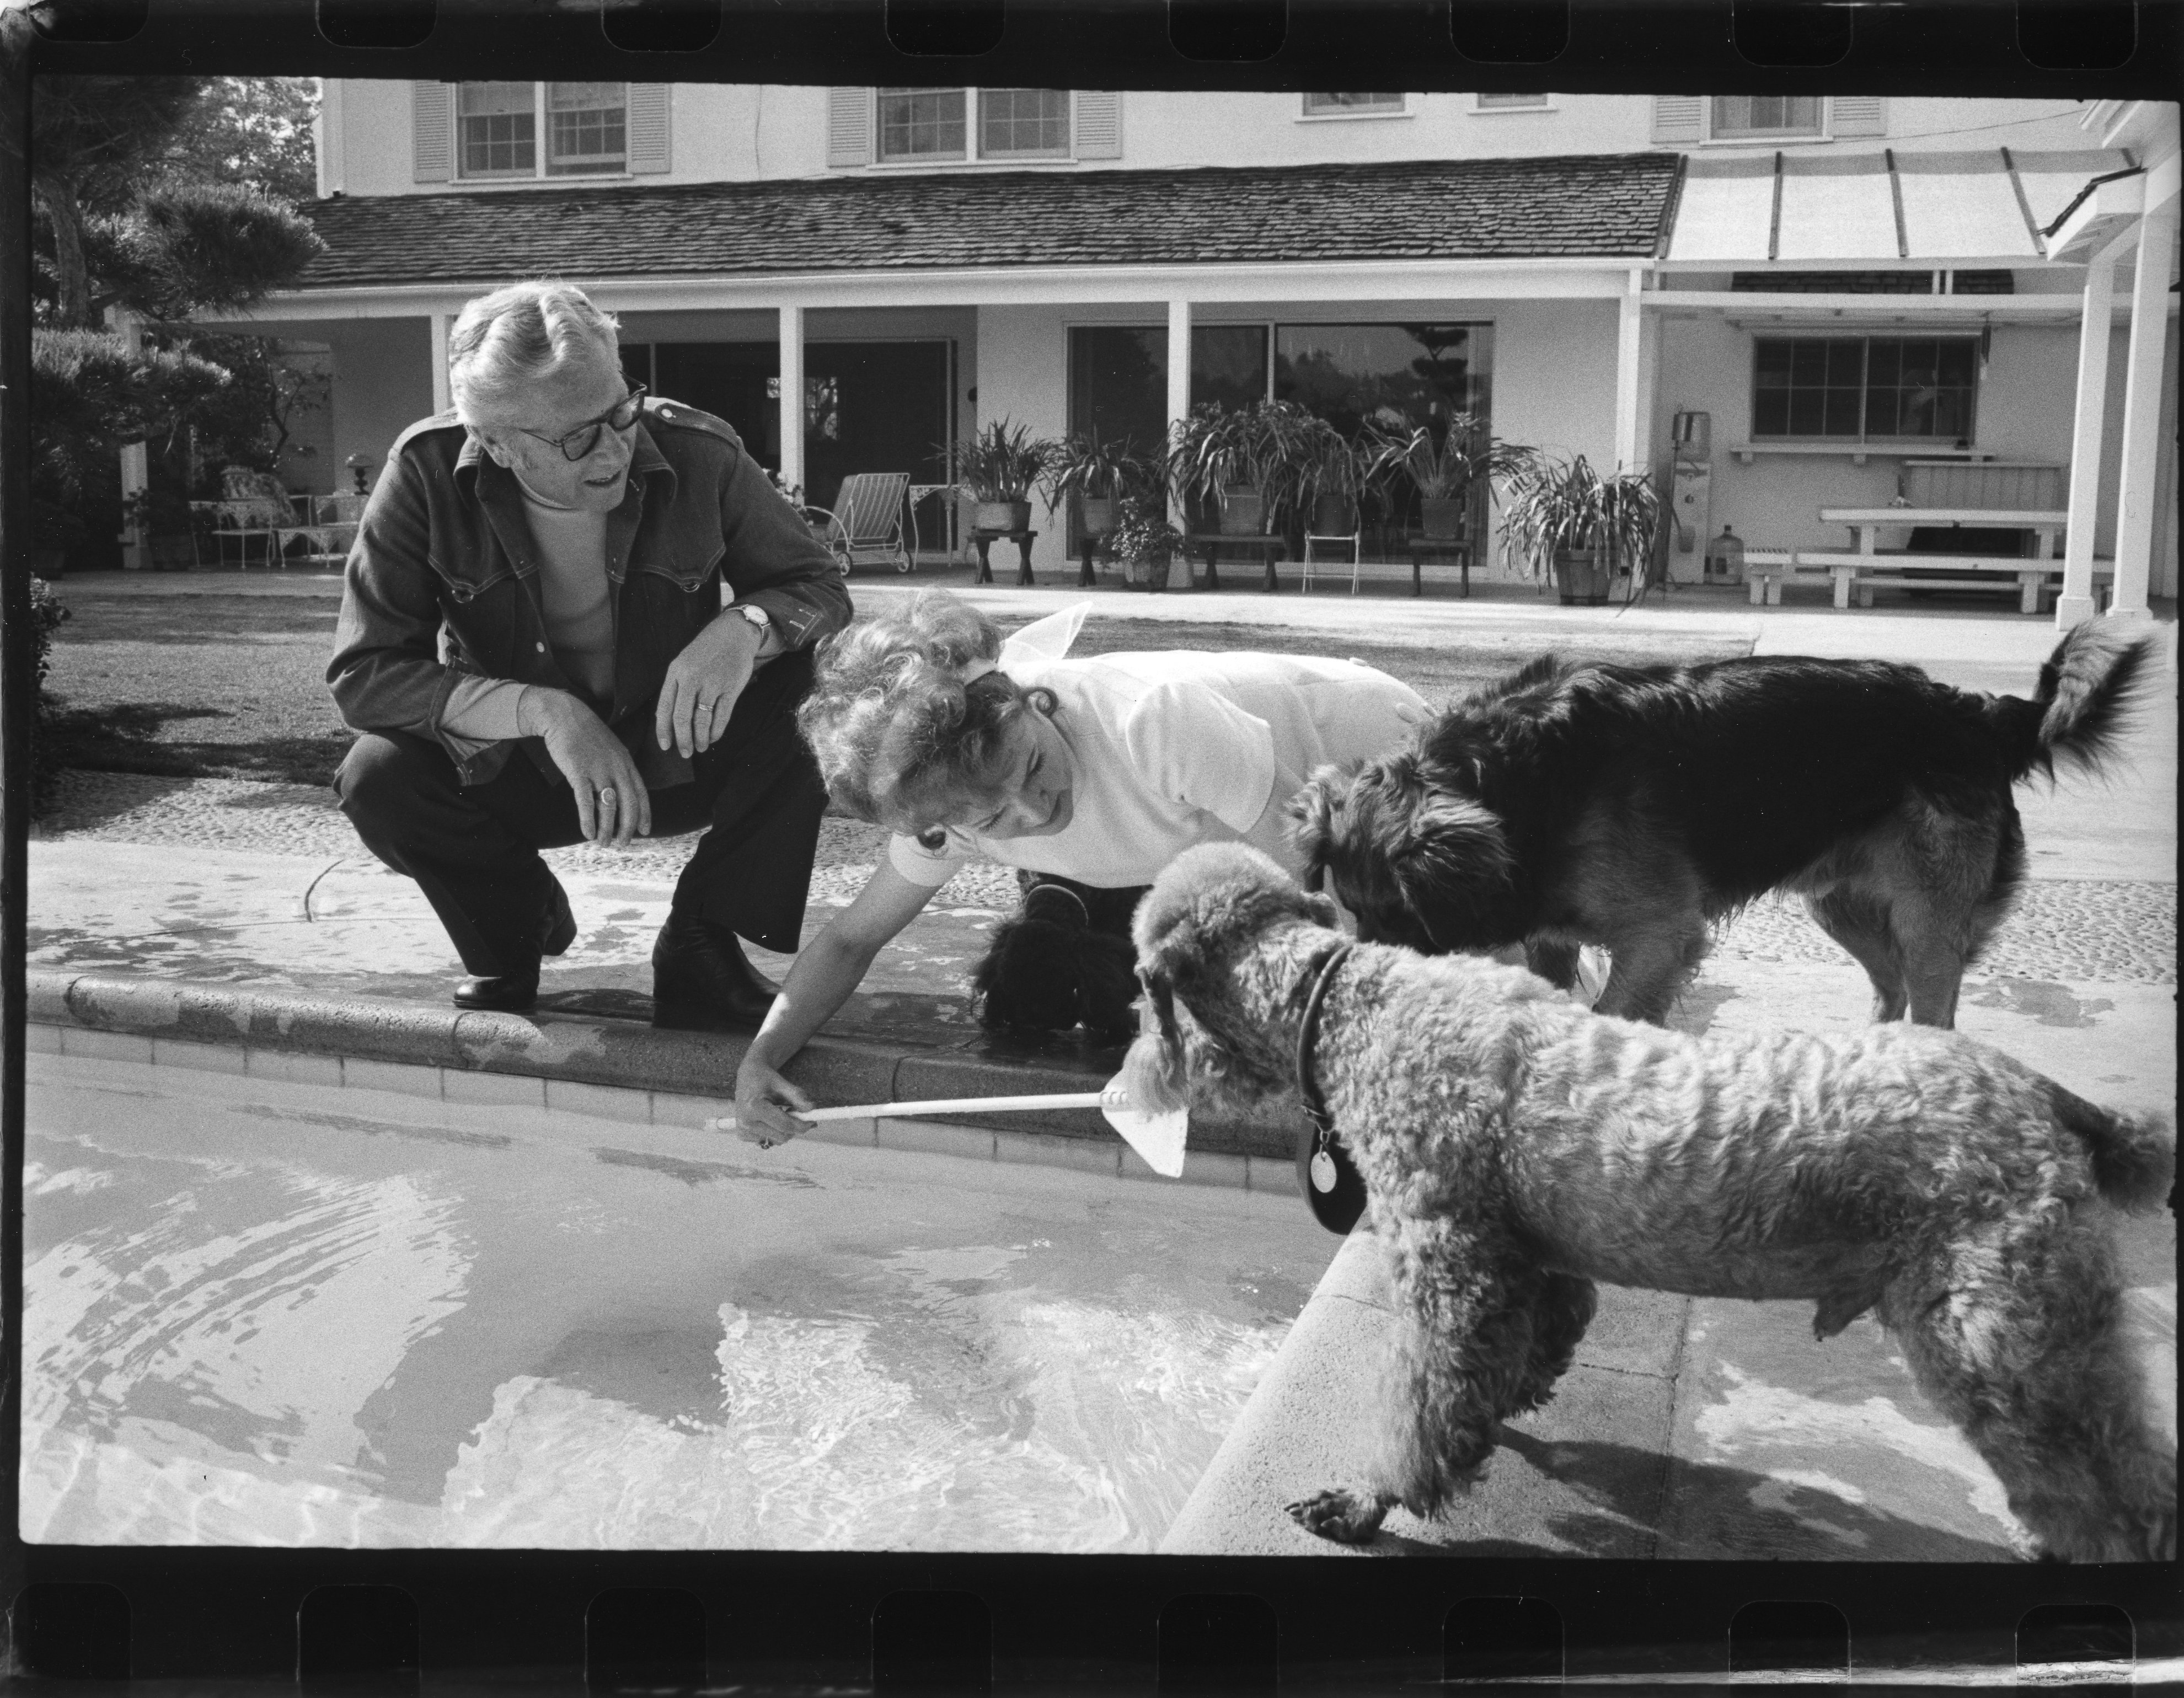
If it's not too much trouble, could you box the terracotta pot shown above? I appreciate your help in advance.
[1079,496,1118,537]
[1218,484,1265,536]
[1420,496,1466,539]
[1553,548,1610,607]
[974,500,1031,533]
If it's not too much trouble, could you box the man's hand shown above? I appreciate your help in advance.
[656,611,763,759]
[520,688,652,846]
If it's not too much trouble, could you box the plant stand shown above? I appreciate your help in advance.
[1404,538,1471,598]
[1184,533,1288,593]
[972,527,1038,586]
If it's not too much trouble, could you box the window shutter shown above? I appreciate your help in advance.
[827,87,872,168]
[413,81,453,182]
[627,84,671,172]
[1829,95,1887,137]
[1651,95,1704,145]
[1073,90,1122,159]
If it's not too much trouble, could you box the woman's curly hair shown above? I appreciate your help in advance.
[799,591,1056,828]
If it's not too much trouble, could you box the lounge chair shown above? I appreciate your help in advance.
[805,472,913,576]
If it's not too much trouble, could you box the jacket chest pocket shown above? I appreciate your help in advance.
[435,569,531,677]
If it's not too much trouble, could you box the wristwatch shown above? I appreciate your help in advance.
[728,601,771,641]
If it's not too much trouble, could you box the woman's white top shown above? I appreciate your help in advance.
[886,608,1427,891]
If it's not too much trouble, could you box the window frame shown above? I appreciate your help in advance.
[1748,334,1983,445]
[872,87,1079,166]
[1472,93,1552,114]
[1299,92,1409,120]
[454,81,630,182]
[1709,94,1826,142]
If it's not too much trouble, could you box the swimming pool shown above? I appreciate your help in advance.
[22,1051,1333,1552]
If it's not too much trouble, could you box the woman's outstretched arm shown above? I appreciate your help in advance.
[731,859,942,1144]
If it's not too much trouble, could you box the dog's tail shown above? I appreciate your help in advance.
[1989,623,2155,784]
[2050,1081,2175,1212]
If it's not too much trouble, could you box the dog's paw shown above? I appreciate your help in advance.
[1284,1487,1390,1544]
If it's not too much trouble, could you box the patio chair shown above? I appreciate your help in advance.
[278,492,365,570]
[805,472,913,575]
[1300,498,1364,594]
[191,467,297,569]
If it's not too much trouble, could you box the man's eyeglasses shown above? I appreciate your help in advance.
[515,385,647,462]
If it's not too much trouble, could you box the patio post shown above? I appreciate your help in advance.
[1166,297,1192,538]
[429,312,452,417]
[777,304,805,502]
[1614,269,1644,471]
[2109,202,2177,620]
[105,307,149,570]
[2055,241,2122,630]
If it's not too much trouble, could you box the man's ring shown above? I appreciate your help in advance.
[598,787,617,806]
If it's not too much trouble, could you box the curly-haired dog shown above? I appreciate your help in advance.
[1291,624,2151,1028]
[971,872,1145,1042]
[1126,843,2177,1562]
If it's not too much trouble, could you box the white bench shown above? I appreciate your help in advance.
[1796,551,2108,615]
[1742,549,1835,606]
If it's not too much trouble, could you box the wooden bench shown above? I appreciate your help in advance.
[1799,551,2067,614]
[1741,548,1834,606]
[1184,532,1288,593]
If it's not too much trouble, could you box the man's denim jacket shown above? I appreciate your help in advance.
[328,398,852,791]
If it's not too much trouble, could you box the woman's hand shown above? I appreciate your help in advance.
[733,1055,815,1148]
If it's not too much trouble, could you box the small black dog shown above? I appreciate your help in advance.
[1291,624,2150,1027]
[970,872,1145,1042]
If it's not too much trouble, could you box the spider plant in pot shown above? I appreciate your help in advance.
[952,419,1057,533]
[1496,452,1662,607]
[1291,414,1370,540]
[1368,410,1523,541]
[1040,432,1153,542]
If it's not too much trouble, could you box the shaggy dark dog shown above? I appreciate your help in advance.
[970,872,1144,1041]
[1126,843,2177,1563]
[1289,624,2151,1027]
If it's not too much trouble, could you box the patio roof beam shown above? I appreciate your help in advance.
[215,256,1651,326]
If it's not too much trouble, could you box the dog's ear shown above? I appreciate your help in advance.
[1287,763,1357,893]
[1122,967,1190,1113]
[1388,792,1515,948]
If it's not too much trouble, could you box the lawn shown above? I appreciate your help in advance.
[41,583,1749,787]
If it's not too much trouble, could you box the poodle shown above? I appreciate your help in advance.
[1126,843,2176,1562]
[1290,623,2152,1028]
[971,872,1144,1042]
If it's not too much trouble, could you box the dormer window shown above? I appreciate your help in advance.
[829,88,1120,168]
[1302,93,1406,117]
[1711,95,1823,140]
[456,81,627,179]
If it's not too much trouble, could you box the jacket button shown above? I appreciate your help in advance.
[536,641,546,652]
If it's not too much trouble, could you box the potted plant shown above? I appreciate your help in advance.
[1102,493,1190,591]
[1166,400,1320,538]
[1367,410,1524,541]
[952,418,1056,534]
[1296,417,1375,540]
[1041,431,1153,543]
[1497,451,1662,607]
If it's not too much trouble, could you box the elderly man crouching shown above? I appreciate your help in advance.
[328,280,852,1022]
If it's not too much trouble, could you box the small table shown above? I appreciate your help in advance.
[1404,537,1471,598]
[1184,533,1288,593]
[972,527,1038,586]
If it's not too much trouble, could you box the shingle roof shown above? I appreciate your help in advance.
[295,153,1683,289]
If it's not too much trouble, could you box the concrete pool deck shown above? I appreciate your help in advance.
[23,571,2178,1560]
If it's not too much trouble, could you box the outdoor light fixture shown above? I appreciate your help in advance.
[345,453,374,495]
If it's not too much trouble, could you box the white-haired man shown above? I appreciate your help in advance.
[329,280,853,1022]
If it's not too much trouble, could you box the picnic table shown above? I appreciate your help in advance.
[1807,506,2068,614]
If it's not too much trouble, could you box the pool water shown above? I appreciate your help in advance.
[22,1052,1334,1552]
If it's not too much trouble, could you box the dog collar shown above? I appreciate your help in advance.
[1296,942,1362,1230]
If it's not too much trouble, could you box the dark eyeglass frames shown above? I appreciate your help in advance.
[514,384,647,462]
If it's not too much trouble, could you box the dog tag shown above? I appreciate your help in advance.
[1310,1149,1339,1193]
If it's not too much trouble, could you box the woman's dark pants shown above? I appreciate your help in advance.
[333,653,826,978]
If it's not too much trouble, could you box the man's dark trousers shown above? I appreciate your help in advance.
[334,651,825,978]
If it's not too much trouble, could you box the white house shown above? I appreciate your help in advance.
[200,83,2178,617]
